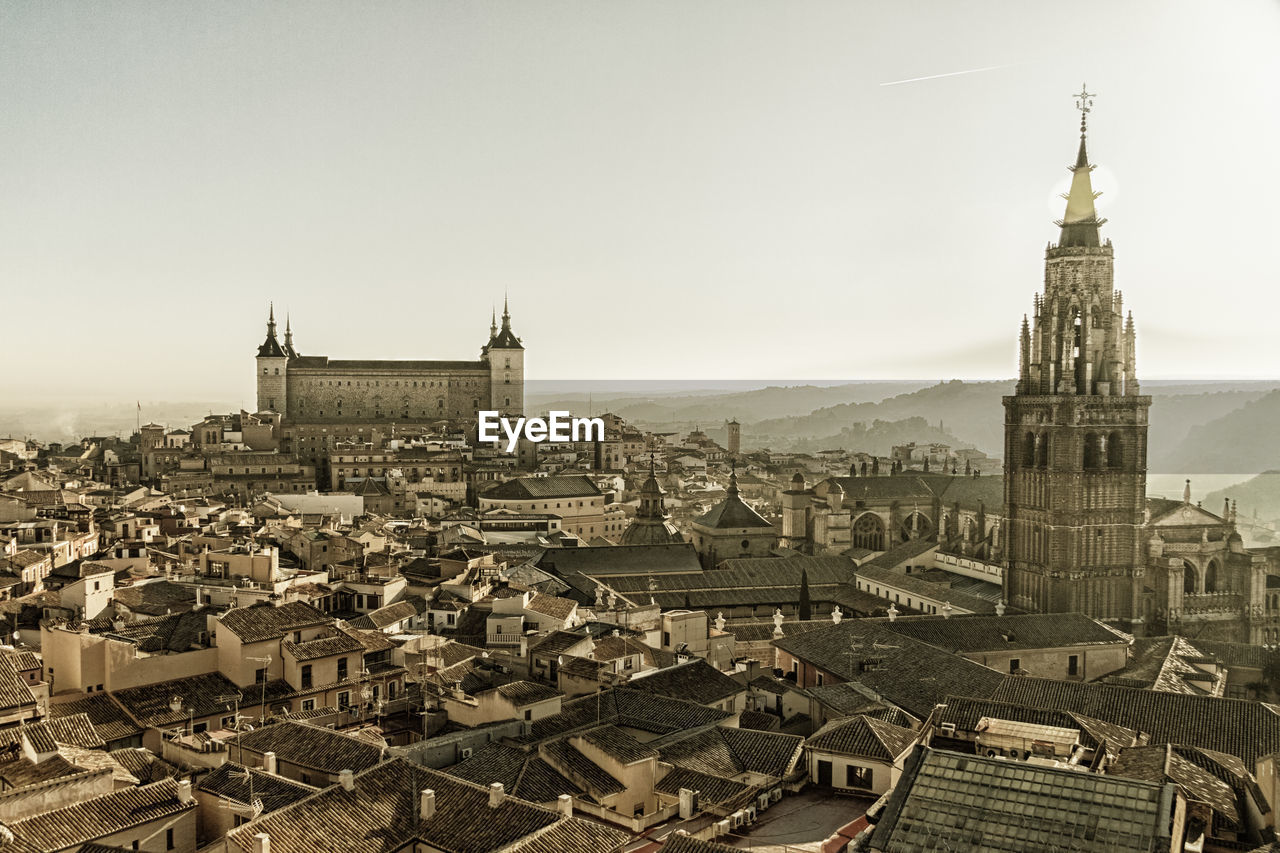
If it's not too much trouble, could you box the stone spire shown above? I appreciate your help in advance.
[1055,85,1107,248]
[283,313,298,359]
[257,303,285,358]
[490,296,523,350]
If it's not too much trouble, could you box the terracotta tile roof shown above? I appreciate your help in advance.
[234,720,385,775]
[198,761,317,813]
[495,681,562,706]
[991,676,1280,764]
[226,758,627,853]
[654,766,749,806]
[219,601,329,644]
[6,779,195,850]
[486,476,602,501]
[775,620,1006,718]
[806,714,917,761]
[107,748,179,784]
[447,742,580,805]
[520,688,731,744]
[112,671,244,729]
[660,726,803,780]
[48,694,144,745]
[580,725,657,764]
[347,599,418,630]
[0,713,104,751]
[282,630,365,662]
[625,660,745,707]
[0,656,39,714]
[525,592,577,622]
[540,739,625,796]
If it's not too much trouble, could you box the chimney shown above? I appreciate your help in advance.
[263,751,277,774]
[339,769,354,791]
[557,793,573,817]
[420,789,436,820]
[178,779,193,804]
[252,833,271,853]
[489,782,505,808]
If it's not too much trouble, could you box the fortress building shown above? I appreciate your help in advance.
[255,300,524,425]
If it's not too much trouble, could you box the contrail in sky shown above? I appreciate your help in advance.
[880,64,1012,86]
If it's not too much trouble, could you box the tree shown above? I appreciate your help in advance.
[798,569,812,621]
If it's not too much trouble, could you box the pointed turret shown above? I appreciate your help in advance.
[283,313,299,359]
[490,295,523,350]
[1055,85,1107,248]
[257,303,286,358]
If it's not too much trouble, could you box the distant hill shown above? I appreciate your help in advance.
[1155,389,1280,474]
[529,382,933,429]
[774,416,969,457]
[1205,471,1280,525]
[746,380,1013,454]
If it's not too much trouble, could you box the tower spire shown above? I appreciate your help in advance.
[490,306,498,339]
[501,294,511,330]
[267,302,277,338]
[1056,85,1106,248]
[283,312,298,359]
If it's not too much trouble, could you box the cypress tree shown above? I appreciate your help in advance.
[798,569,812,621]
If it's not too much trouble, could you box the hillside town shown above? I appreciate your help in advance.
[2,20,1278,850]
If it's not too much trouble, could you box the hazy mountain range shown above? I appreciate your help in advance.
[3,379,1277,475]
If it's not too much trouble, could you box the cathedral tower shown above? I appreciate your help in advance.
[1002,88,1150,628]
[256,303,289,415]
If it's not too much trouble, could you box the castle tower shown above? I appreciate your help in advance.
[1002,88,1150,629]
[256,303,289,416]
[487,296,525,416]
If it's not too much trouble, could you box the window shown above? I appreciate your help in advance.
[1068,655,1079,676]
[221,715,236,728]
[301,698,316,711]
[167,828,175,850]
[524,709,533,721]
[301,665,313,689]
[337,691,351,709]
[192,722,208,734]
[846,765,873,790]
[337,658,348,680]
[1009,658,1021,674]
[255,667,267,684]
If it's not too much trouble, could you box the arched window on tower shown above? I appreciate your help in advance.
[1183,561,1198,595]
[1036,434,1050,469]
[1204,559,1219,593]
[1023,432,1035,467]
[1106,432,1123,468]
[1083,433,1101,470]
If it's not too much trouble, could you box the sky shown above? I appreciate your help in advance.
[3,0,1279,408]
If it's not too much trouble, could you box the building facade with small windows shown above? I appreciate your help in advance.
[254,301,524,424]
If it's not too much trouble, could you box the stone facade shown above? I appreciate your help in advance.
[254,301,524,424]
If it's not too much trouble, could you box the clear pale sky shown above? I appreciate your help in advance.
[3,1,1278,406]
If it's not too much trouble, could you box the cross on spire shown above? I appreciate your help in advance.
[1074,84,1095,135]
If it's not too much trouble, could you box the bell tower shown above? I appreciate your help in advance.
[1002,88,1151,629]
